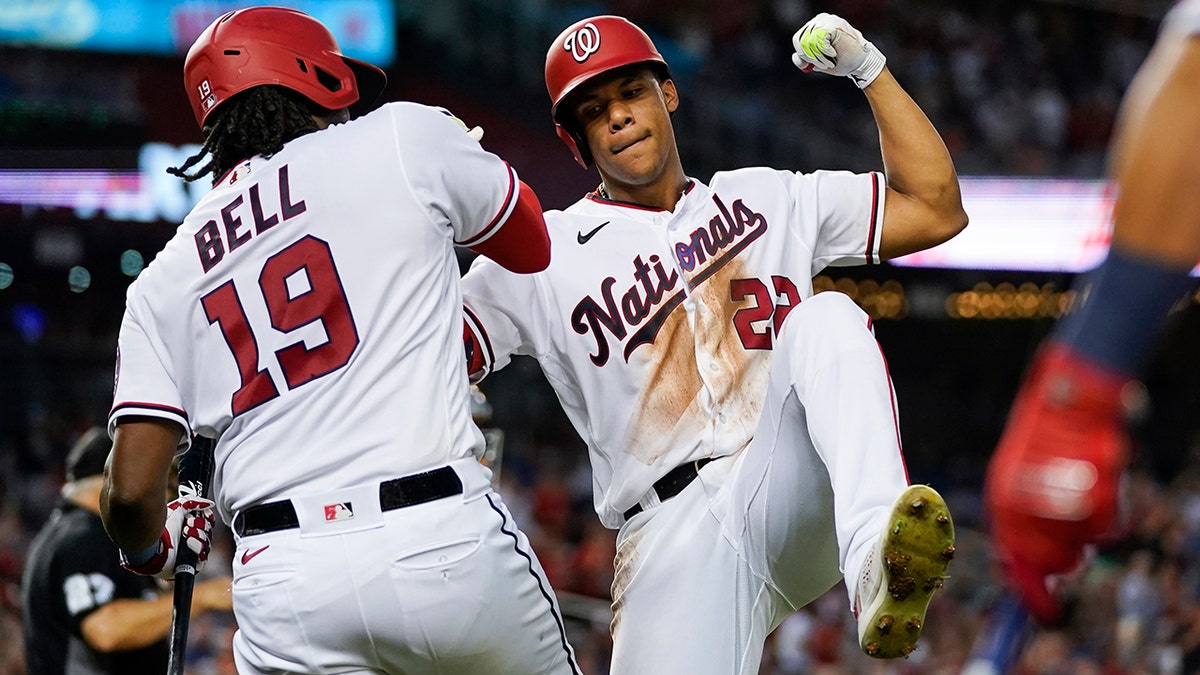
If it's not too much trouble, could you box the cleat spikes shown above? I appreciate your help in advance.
[889,576,916,600]
[857,485,955,660]
[884,550,911,573]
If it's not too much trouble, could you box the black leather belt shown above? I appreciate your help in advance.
[233,466,463,536]
[624,457,714,521]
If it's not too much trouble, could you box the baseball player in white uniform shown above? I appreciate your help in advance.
[462,14,967,673]
[99,8,579,674]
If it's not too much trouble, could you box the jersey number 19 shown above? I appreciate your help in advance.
[201,235,360,416]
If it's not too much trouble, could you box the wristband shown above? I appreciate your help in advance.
[121,540,162,567]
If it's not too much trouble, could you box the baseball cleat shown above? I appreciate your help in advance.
[856,484,955,659]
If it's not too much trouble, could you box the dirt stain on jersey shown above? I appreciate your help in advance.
[622,300,703,465]
[622,255,784,464]
[692,257,774,443]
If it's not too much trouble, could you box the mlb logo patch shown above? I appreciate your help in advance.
[324,502,354,522]
[198,79,216,111]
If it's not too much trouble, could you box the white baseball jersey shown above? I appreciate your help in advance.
[463,167,884,527]
[111,102,519,523]
[1166,0,1200,34]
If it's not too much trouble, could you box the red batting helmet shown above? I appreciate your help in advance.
[183,6,387,129]
[545,16,669,168]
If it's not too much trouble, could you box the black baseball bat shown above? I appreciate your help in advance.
[167,435,217,675]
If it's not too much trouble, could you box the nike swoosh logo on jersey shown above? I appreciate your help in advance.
[241,545,269,565]
[577,221,610,245]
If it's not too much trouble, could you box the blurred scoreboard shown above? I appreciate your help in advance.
[0,0,395,65]
[890,177,1118,274]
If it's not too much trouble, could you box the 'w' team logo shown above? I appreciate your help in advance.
[564,22,601,63]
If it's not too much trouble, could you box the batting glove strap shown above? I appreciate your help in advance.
[791,13,887,89]
[120,535,171,577]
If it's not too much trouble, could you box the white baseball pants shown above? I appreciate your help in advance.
[228,458,580,674]
[610,291,910,674]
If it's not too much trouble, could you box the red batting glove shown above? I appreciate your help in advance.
[120,497,216,580]
[984,342,1137,624]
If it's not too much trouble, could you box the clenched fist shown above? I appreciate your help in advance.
[792,13,887,89]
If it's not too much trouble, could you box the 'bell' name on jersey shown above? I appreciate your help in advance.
[194,164,308,273]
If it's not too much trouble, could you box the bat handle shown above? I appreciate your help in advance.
[166,546,200,675]
[168,435,216,675]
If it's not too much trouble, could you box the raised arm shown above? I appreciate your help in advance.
[792,13,968,260]
[863,69,967,260]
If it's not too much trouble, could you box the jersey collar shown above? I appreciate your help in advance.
[583,179,698,212]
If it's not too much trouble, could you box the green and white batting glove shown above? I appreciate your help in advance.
[435,106,485,142]
[791,13,886,89]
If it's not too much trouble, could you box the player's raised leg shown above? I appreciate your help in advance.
[766,291,955,659]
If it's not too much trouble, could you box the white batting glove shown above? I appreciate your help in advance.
[119,496,216,580]
[435,106,485,142]
[791,13,887,89]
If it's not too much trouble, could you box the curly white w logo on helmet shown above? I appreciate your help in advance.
[563,22,601,63]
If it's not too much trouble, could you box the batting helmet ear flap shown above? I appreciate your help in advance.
[344,59,387,119]
[555,122,593,169]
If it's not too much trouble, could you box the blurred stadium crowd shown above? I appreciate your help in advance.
[4,0,1200,673]
[564,0,1164,179]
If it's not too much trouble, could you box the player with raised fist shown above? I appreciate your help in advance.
[462,12,967,672]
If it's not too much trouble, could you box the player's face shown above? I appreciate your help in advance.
[570,68,680,189]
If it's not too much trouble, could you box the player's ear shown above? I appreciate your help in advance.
[662,79,679,114]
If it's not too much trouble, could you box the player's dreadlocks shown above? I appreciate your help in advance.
[168,86,323,185]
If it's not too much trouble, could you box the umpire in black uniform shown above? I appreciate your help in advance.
[21,427,232,674]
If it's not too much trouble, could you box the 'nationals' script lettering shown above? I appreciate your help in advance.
[571,195,768,365]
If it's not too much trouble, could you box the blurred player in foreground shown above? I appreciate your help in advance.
[985,0,1200,626]
[22,427,231,674]
[463,12,966,672]
[100,7,579,674]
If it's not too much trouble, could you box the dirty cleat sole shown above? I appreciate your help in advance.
[859,484,955,659]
